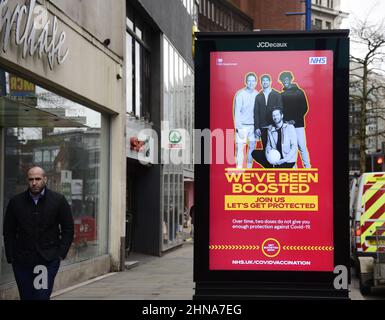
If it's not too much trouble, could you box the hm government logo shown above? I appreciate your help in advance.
[216,58,224,65]
[215,58,237,67]
[256,42,288,48]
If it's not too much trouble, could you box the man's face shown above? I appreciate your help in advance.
[246,75,256,90]
[261,77,271,89]
[283,76,292,88]
[272,110,283,125]
[27,167,47,195]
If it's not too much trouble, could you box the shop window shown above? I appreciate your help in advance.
[43,150,51,162]
[314,19,322,30]
[34,150,43,163]
[126,6,151,121]
[203,0,207,16]
[0,72,109,285]
[126,17,134,32]
[162,37,194,251]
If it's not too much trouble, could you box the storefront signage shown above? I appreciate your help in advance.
[164,129,186,149]
[126,117,156,165]
[0,0,69,70]
[9,73,35,96]
[130,136,150,155]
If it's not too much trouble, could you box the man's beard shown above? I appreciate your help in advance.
[30,185,45,195]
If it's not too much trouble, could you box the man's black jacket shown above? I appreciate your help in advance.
[3,188,74,264]
[280,84,308,128]
[254,89,283,131]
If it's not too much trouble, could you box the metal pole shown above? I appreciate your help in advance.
[306,0,311,30]
[372,154,374,172]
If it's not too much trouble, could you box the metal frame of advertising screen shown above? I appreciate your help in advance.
[194,31,349,296]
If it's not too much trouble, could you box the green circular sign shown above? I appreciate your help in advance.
[169,130,182,144]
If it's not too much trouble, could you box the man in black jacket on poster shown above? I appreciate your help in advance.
[3,166,74,300]
[253,74,283,167]
[279,71,311,168]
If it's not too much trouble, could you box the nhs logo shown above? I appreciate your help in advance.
[309,57,327,64]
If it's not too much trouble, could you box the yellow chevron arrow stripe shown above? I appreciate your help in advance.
[210,244,334,251]
[282,245,335,251]
[209,244,260,250]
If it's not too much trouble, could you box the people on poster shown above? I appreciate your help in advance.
[254,74,283,147]
[279,71,311,168]
[265,107,298,168]
[233,72,258,168]
[252,74,283,168]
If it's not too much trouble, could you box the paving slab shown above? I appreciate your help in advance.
[54,242,194,300]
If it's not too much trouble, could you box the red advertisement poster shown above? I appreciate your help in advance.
[209,50,334,271]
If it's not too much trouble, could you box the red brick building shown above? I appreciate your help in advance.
[198,0,347,32]
[231,0,305,30]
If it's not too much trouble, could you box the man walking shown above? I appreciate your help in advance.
[234,72,258,168]
[279,71,311,168]
[3,166,74,300]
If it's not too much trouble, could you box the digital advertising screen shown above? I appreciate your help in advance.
[194,31,349,294]
[209,50,334,271]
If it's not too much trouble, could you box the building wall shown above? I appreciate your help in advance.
[137,0,194,68]
[126,0,195,255]
[311,0,347,29]
[198,0,253,32]
[50,0,125,57]
[0,0,125,114]
[0,0,126,295]
[125,0,194,252]
[231,0,304,30]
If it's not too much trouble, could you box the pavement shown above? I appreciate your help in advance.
[52,238,385,300]
[349,266,385,300]
[53,241,194,300]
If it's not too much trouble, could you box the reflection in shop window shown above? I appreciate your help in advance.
[43,150,50,162]
[34,150,42,163]
[161,37,194,251]
[0,71,109,285]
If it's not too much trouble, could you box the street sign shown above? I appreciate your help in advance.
[194,30,350,299]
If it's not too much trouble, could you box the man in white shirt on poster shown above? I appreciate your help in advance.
[234,72,258,168]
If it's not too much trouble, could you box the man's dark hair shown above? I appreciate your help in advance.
[272,106,283,115]
[279,71,293,82]
[261,74,271,82]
